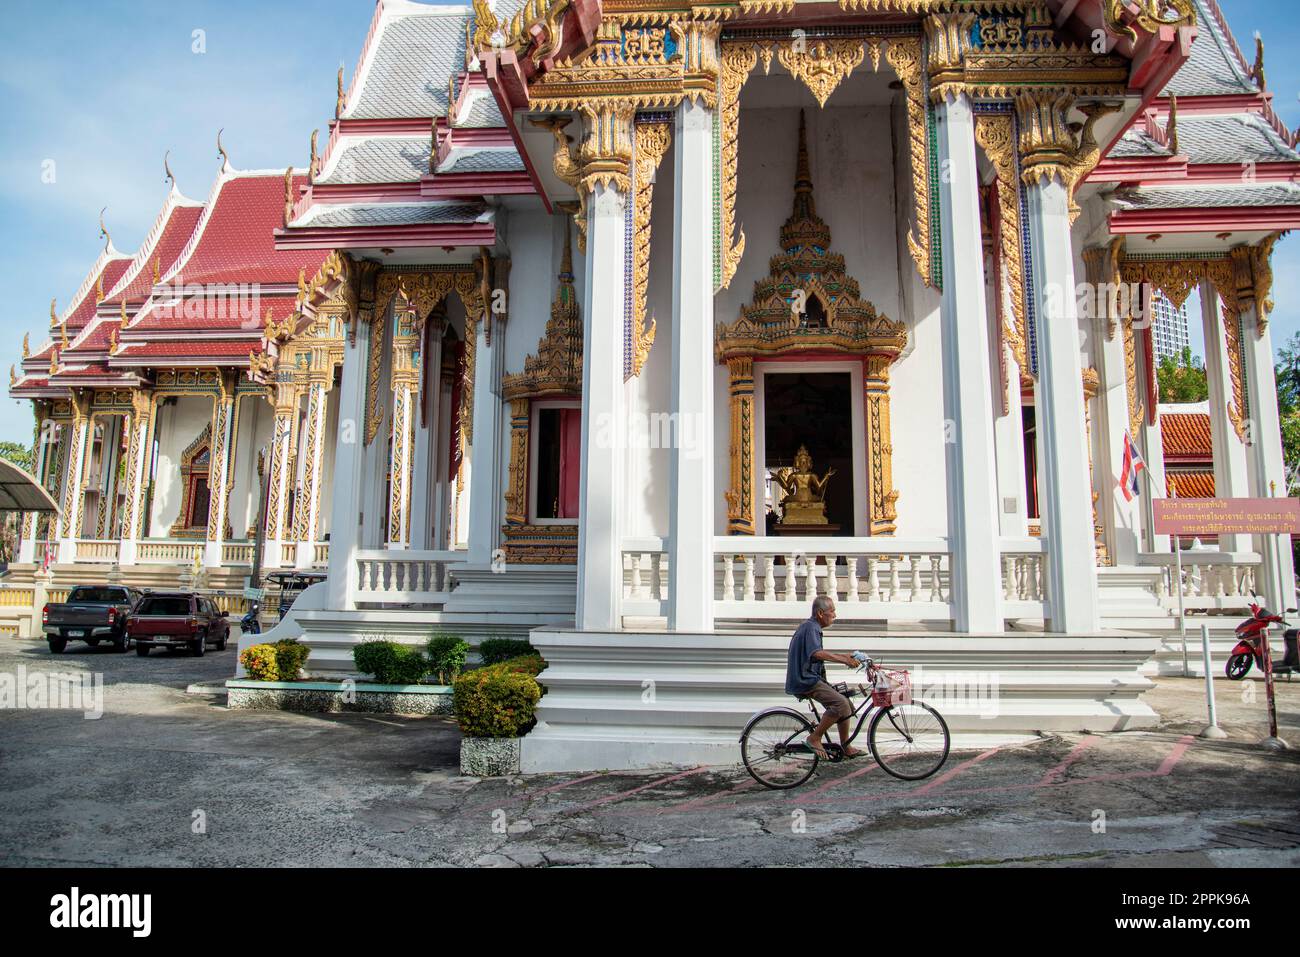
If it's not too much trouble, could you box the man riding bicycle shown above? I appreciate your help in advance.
[785,596,864,760]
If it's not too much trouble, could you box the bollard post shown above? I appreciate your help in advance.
[1199,623,1226,739]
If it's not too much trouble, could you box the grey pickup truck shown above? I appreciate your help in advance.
[43,585,143,654]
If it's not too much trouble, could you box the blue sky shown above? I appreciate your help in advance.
[0,0,1296,446]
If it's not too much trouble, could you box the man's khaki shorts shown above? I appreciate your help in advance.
[807,680,852,721]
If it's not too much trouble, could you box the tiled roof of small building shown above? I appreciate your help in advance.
[1161,412,1214,459]
[1177,114,1299,165]
[437,146,524,174]
[1167,469,1216,498]
[1112,182,1300,209]
[1165,0,1256,98]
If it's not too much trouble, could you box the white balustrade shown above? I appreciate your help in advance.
[136,541,206,565]
[622,537,669,618]
[74,540,120,564]
[221,543,254,566]
[354,549,464,605]
[1000,537,1048,619]
[1140,551,1262,612]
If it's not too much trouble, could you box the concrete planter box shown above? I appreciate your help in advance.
[226,679,452,715]
[460,736,522,777]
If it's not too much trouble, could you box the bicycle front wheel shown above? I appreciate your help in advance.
[741,711,818,790]
[868,701,950,781]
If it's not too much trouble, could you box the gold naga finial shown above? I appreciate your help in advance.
[60,320,69,350]
[335,64,346,120]
[99,207,112,252]
[283,167,295,228]
[22,332,30,358]
[153,255,161,284]
[297,267,307,297]
[49,349,58,377]
[1254,33,1267,92]
[264,306,275,334]
[109,327,120,354]
[308,129,319,185]
[9,365,15,388]
[49,298,57,326]
[217,128,230,171]
[120,299,129,328]
[164,149,175,189]
[1167,95,1180,155]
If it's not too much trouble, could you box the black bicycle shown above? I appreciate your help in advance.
[739,656,951,790]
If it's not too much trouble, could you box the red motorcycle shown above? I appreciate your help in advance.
[1226,602,1300,680]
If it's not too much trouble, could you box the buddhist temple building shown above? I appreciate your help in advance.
[6,0,1297,771]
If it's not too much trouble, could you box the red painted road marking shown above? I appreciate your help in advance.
[801,760,882,799]
[568,766,712,814]
[465,771,611,813]
[1035,735,1100,788]
[1154,734,1194,775]
[664,776,761,814]
[912,747,1001,796]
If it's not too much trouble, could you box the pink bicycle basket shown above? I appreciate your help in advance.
[871,669,913,708]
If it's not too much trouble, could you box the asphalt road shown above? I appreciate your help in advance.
[1,633,1297,867]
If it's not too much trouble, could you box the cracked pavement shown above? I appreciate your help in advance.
[1,634,1297,868]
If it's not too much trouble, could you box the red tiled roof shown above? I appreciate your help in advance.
[65,258,132,329]
[112,340,263,360]
[1161,412,1213,461]
[129,294,299,334]
[105,203,205,305]
[1168,469,1215,498]
[171,173,326,287]
[62,318,116,356]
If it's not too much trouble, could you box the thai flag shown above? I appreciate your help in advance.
[1118,431,1147,502]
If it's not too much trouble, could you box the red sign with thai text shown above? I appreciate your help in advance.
[1153,497,1300,536]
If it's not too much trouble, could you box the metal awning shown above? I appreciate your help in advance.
[0,457,59,513]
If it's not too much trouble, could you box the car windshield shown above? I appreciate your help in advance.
[136,597,191,617]
[68,588,127,604]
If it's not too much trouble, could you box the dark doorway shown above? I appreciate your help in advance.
[763,371,854,536]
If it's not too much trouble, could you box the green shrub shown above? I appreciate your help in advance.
[240,644,279,682]
[494,654,545,677]
[477,637,536,665]
[274,639,311,681]
[353,640,430,685]
[427,632,470,685]
[453,665,542,738]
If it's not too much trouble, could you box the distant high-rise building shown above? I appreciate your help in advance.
[1151,294,1190,362]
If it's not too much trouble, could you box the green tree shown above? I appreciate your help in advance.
[0,441,32,472]
[1278,333,1300,496]
[1156,346,1209,404]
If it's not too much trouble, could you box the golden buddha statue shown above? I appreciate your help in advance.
[774,445,835,527]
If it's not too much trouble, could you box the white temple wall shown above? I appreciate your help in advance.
[148,395,211,537]
[229,395,273,540]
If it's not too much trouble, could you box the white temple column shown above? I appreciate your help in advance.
[1199,278,1250,553]
[935,94,1003,632]
[203,372,237,568]
[325,289,377,611]
[410,318,444,551]
[261,385,296,570]
[466,301,505,567]
[577,182,629,631]
[295,377,331,567]
[55,395,92,566]
[1023,180,1100,632]
[994,350,1029,538]
[118,391,156,567]
[1236,255,1297,611]
[667,99,715,632]
[1083,246,1140,567]
[1136,325,1170,553]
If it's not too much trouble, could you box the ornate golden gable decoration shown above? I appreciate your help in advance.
[716,113,907,536]
[502,217,583,564]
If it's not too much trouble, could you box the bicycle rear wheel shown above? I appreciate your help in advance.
[868,701,950,781]
[741,711,819,790]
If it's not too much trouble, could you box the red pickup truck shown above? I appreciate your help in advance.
[127,593,230,657]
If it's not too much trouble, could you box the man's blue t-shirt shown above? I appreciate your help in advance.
[785,618,824,695]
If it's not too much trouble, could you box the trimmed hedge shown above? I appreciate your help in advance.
[240,644,279,682]
[453,664,542,738]
[353,640,430,685]
[493,654,545,677]
[477,637,537,665]
[427,632,470,685]
[274,639,311,681]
